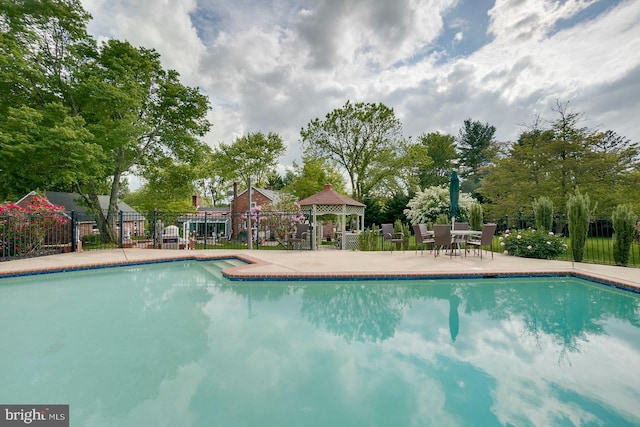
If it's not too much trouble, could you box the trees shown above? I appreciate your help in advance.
[75,40,211,241]
[456,119,498,194]
[284,155,346,200]
[210,131,286,191]
[123,161,203,213]
[0,0,99,200]
[479,128,556,217]
[300,100,403,201]
[479,103,639,218]
[0,1,212,242]
[0,103,102,199]
[416,132,458,188]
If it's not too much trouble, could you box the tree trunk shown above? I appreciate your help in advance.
[105,149,126,243]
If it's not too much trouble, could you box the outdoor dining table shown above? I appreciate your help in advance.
[450,229,482,254]
[421,229,482,238]
[422,228,482,255]
[451,229,482,238]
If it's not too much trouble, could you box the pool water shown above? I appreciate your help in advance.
[0,260,639,426]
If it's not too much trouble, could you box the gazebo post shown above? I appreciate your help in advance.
[341,205,346,250]
[312,204,317,250]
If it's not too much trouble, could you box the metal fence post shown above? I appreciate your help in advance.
[71,211,78,252]
[153,209,158,249]
[204,212,208,250]
[118,210,123,248]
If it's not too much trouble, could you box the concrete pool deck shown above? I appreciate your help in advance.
[0,248,638,291]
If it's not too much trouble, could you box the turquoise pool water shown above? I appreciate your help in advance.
[0,260,639,426]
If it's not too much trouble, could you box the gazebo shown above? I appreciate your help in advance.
[298,184,366,250]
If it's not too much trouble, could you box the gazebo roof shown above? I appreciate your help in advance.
[298,184,365,207]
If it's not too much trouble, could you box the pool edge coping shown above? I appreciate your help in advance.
[1,253,638,294]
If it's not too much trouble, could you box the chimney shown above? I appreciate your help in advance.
[323,183,333,191]
[192,195,200,208]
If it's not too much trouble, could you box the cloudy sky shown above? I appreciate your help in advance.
[80,0,640,170]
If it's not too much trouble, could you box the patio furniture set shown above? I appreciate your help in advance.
[385,222,497,258]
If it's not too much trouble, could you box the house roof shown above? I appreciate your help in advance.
[44,191,141,215]
[197,206,231,213]
[236,187,284,204]
[298,184,365,207]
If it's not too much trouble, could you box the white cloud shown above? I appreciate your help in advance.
[83,0,206,85]
[80,0,640,171]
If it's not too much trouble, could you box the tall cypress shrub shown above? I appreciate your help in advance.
[612,205,636,266]
[469,202,483,231]
[358,224,380,251]
[532,196,554,232]
[567,190,590,263]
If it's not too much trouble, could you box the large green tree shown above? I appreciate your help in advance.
[416,132,458,188]
[457,119,498,195]
[284,155,346,200]
[300,100,403,201]
[209,131,286,191]
[0,103,103,199]
[0,0,98,199]
[479,128,556,217]
[74,39,210,240]
[0,1,211,242]
[124,160,203,213]
[479,104,640,217]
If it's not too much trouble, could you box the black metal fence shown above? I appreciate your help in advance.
[1,209,315,259]
[0,211,75,261]
[2,209,639,267]
[487,214,640,266]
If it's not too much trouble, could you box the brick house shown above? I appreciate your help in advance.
[230,186,284,241]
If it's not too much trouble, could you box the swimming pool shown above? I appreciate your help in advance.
[1,260,639,426]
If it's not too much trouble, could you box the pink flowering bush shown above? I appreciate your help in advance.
[501,228,566,259]
[256,195,306,242]
[0,196,68,257]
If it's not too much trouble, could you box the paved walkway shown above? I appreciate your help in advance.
[0,248,638,291]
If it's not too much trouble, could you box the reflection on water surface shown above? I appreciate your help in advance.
[1,262,638,426]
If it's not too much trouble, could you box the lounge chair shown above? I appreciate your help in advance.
[381,223,404,253]
[466,223,497,259]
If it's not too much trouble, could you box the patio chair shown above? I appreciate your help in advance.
[289,223,310,250]
[433,224,453,258]
[413,224,434,256]
[381,223,404,253]
[466,223,497,259]
[452,222,469,249]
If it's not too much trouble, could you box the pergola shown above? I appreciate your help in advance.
[298,184,366,250]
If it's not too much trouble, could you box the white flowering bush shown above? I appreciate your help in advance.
[404,186,476,225]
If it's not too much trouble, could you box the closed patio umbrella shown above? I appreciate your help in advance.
[449,170,460,224]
